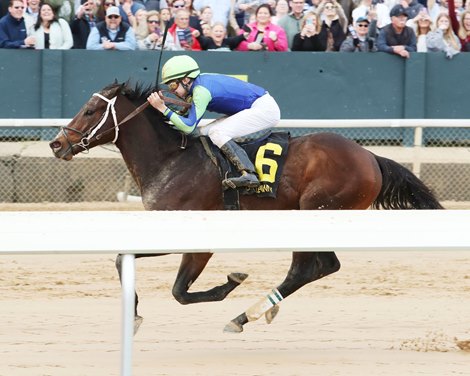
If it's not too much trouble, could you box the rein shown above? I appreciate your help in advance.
[60,91,191,154]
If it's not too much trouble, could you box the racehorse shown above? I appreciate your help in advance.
[49,82,443,333]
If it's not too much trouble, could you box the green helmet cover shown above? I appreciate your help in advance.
[161,55,201,84]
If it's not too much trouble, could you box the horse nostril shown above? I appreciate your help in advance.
[49,140,62,151]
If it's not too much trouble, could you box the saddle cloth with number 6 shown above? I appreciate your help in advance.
[200,131,290,198]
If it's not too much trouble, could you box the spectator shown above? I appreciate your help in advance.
[448,0,470,51]
[132,8,148,35]
[377,4,416,58]
[71,0,99,49]
[291,10,325,50]
[97,0,115,21]
[199,21,246,50]
[352,0,390,30]
[167,0,202,32]
[159,6,171,28]
[86,5,137,49]
[46,0,75,23]
[277,0,306,49]
[137,10,175,49]
[136,0,161,11]
[118,0,145,25]
[426,13,461,58]
[24,0,41,30]
[400,0,424,20]
[316,0,347,51]
[271,0,289,25]
[411,8,432,52]
[166,8,202,50]
[234,1,265,27]
[28,2,73,49]
[200,21,212,36]
[0,0,36,48]
[340,16,377,51]
[199,5,213,26]
[193,0,231,27]
[236,3,288,51]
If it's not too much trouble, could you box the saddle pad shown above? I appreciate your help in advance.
[201,131,290,199]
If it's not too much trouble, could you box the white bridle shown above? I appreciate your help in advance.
[86,93,119,144]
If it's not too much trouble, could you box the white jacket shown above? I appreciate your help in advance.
[29,18,73,50]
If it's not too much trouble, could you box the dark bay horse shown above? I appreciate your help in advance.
[49,82,443,333]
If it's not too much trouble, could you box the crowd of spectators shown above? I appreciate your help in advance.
[0,0,469,57]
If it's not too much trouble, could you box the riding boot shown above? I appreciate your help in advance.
[220,140,260,189]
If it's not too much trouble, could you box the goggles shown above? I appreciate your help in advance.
[167,80,180,92]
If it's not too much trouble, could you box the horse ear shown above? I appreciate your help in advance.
[113,78,119,85]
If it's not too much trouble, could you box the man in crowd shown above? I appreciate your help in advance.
[277,0,306,49]
[86,5,137,50]
[0,0,36,48]
[377,4,416,58]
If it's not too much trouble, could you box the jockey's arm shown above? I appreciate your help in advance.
[163,86,212,134]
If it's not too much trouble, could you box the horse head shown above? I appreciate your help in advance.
[50,82,135,161]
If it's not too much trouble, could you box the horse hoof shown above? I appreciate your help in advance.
[134,315,143,336]
[223,320,243,333]
[265,305,280,324]
[228,272,249,284]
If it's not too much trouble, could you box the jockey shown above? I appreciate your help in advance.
[147,55,281,189]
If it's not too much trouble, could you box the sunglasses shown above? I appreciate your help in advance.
[104,2,114,6]
[107,15,120,19]
[13,6,25,9]
[167,80,180,92]
[357,24,369,27]
[173,4,185,8]
[147,19,159,23]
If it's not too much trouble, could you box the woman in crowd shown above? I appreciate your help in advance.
[159,7,171,29]
[427,13,461,58]
[271,0,290,25]
[137,10,168,49]
[316,0,347,51]
[29,2,73,49]
[132,8,149,40]
[292,11,325,51]
[412,9,433,52]
[236,4,288,51]
[199,21,246,50]
[199,5,213,27]
[448,0,470,51]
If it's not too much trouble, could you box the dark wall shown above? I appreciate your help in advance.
[1,50,470,119]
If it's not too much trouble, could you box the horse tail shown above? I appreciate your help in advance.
[372,155,444,210]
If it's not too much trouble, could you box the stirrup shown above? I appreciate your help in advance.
[223,172,260,189]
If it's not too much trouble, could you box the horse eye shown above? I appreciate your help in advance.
[84,109,94,116]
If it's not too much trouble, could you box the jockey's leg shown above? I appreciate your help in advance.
[220,140,260,188]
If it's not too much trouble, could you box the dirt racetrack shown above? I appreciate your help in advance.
[1,202,469,375]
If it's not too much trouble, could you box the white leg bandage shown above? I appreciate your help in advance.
[245,288,283,322]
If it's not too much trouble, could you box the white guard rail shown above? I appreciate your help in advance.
[1,210,470,376]
[1,118,470,147]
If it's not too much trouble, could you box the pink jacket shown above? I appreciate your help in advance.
[236,22,288,52]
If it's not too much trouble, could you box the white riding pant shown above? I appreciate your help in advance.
[197,93,281,148]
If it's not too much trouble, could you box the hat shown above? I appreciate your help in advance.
[390,4,408,18]
[106,6,120,17]
[356,16,370,24]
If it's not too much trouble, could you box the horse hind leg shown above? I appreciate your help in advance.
[224,252,340,333]
[172,253,248,305]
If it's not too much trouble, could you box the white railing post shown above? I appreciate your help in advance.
[121,254,135,376]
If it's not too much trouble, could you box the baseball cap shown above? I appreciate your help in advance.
[106,6,120,17]
[390,4,408,18]
[356,16,370,24]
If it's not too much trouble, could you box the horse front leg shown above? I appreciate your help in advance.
[115,253,169,335]
[224,251,340,333]
[172,253,248,305]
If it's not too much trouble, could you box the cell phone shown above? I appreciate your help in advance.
[306,19,313,25]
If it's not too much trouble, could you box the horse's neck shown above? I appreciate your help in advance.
[115,112,196,190]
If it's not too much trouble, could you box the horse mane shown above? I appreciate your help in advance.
[102,80,156,105]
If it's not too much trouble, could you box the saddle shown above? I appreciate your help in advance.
[200,131,290,210]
